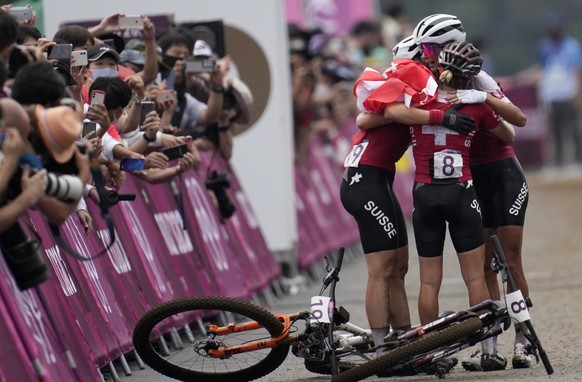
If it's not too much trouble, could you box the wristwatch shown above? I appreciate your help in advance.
[210,84,225,93]
[142,133,157,143]
[134,95,148,105]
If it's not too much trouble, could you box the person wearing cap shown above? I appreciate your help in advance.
[120,49,145,74]
[3,101,91,226]
[87,13,159,86]
[154,35,226,142]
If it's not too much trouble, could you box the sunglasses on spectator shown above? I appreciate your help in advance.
[420,43,442,57]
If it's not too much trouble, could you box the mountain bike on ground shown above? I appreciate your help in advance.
[330,235,554,381]
[133,235,553,382]
[133,247,381,382]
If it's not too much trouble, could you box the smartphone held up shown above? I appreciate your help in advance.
[118,15,144,28]
[120,157,145,172]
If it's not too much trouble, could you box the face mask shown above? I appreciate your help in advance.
[161,54,181,71]
[91,68,118,80]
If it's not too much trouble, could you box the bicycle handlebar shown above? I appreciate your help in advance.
[335,247,345,274]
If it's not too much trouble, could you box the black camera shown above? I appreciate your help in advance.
[105,190,136,206]
[222,87,237,110]
[0,220,49,291]
[0,161,84,290]
[7,167,84,205]
[204,171,236,219]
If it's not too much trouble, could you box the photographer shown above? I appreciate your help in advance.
[0,97,86,290]
[0,99,46,233]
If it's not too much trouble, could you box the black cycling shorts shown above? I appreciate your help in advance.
[412,181,484,258]
[340,165,408,253]
[471,157,528,228]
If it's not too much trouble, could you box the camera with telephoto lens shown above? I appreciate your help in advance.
[204,170,236,219]
[0,160,84,290]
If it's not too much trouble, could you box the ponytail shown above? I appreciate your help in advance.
[439,69,454,86]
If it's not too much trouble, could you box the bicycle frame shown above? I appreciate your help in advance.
[374,234,553,376]
[204,247,375,369]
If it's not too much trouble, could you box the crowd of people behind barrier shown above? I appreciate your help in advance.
[0,4,371,379]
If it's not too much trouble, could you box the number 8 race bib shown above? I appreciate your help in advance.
[433,149,463,179]
[344,141,369,168]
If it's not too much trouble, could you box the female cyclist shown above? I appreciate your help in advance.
[413,14,531,371]
[409,41,515,371]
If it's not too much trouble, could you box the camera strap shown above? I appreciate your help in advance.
[49,165,116,261]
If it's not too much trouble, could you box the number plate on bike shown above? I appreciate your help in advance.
[506,290,531,322]
[310,296,333,324]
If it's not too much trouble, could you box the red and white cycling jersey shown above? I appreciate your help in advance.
[469,71,516,165]
[411,93,501,183]
[344,123,411,172]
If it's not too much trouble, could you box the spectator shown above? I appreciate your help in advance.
[154,33,224,139]
[539,12,582,169]
[378,2,413,52]
[516,11,582,170]
[0,99,46,233]
[120,49,145,74]
[347,20,390,72]
[0,9,18,62]
[11,60,68,107]
[15,23,41,47]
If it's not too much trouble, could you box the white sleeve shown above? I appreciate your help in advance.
[472,71,512,104]
[76,197,87,212]
[99,132,127,162]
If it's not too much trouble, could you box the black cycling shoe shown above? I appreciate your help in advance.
[304,359,356,375]
[424,357,458,377]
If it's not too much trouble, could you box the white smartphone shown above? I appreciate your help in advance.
[118,15,144,28]
[90,90,106,106]
[157,91,177,103]
[71,50,88,67]
[7,6,33,22]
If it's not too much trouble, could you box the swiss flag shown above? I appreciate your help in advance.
[354,59,438,115]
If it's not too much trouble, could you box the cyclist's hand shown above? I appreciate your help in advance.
[451,89,487,104]
[442,104,475,135]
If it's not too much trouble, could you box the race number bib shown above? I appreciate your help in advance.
[344,141,369,168]
[310,296,333,324]
[506,290,531,323]
[433,150,463,179]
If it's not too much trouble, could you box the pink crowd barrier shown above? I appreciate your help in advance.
[0,134,367,378]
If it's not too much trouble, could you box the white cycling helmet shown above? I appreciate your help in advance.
[392,35,420,60]
[413,14,466,45]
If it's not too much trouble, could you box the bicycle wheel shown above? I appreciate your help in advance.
[133,296,290,382]
[331,317,483,382]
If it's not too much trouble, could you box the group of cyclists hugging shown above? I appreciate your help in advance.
[341,13,534,375]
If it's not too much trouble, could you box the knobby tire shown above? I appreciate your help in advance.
[331,317,483,382]
[133,296,290,382]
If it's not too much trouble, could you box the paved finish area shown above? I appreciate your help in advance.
[126,172,582,382]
